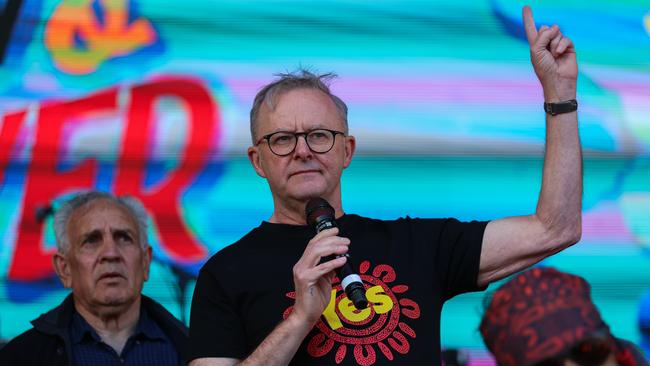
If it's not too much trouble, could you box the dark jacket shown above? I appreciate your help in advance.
[0,294,188,366]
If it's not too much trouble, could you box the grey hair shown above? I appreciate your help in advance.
[249,68,349,143]
[53,191,149,253]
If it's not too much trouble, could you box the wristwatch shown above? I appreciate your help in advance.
[544,99,578,116]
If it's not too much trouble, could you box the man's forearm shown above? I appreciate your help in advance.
[535,104,582,245]
[238,313,313,366]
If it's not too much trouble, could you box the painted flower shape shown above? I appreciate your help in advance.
[284,261,421,365]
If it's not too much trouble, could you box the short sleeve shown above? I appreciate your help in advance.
[187,264,247,361]
[414,218,488,300]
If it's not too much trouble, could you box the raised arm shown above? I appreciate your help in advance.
[477,6,582,287]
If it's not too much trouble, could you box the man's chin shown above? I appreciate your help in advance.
[96,291,137,308]
[289,186,329,201]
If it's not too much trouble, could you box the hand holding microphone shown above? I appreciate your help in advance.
[290,219,350,326]
[306,198,368,310]
[289,197,367,328]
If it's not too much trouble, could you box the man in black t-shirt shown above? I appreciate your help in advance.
[189,6,582,366]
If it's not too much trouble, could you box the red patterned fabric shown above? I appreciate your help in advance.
[614,342,644,366]
[479,267,610,366]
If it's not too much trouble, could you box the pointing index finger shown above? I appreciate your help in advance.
[522,5,537,45]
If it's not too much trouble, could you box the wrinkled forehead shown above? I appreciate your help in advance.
[257,88,346,134]
[68,199,139,237]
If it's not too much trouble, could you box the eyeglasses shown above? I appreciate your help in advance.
[255,128,345,157]
[532,336,614,366]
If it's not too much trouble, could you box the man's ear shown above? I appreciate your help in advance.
[247,145,267,178]
[343,135,356,169]
[142,246,153,281]
[52,252,72,288]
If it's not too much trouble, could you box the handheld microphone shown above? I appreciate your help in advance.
[306,198,368,310]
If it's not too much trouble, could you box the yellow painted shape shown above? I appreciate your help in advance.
[322,289,344,330]
[366,285,394,314]
[338,297,372,322]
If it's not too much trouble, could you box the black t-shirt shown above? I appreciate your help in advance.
[188,214,487,365]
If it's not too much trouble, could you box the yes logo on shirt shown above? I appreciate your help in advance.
[284,261,421,365]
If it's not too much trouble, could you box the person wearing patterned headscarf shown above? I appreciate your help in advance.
[480,267,648,366]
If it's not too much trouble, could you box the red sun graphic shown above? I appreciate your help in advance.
[283,261,421,365]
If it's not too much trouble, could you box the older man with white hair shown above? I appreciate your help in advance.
[0,191,188,366]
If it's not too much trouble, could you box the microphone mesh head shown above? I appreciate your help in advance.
[306,197,335,227]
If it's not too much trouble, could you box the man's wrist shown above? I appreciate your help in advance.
[544,99,578,116]
[542,81,576,103]
[285,311,318,335]
[544,91,576,103]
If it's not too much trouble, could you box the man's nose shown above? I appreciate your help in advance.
[99,236,122,261]
[293,135,313,159]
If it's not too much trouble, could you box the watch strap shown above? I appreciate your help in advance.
[544,99,578,116]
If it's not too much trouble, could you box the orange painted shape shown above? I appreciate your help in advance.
[45,0,157,74]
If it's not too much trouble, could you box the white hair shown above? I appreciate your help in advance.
[53,191,149,253]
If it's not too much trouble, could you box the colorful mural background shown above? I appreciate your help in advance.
[1,0,649,364]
